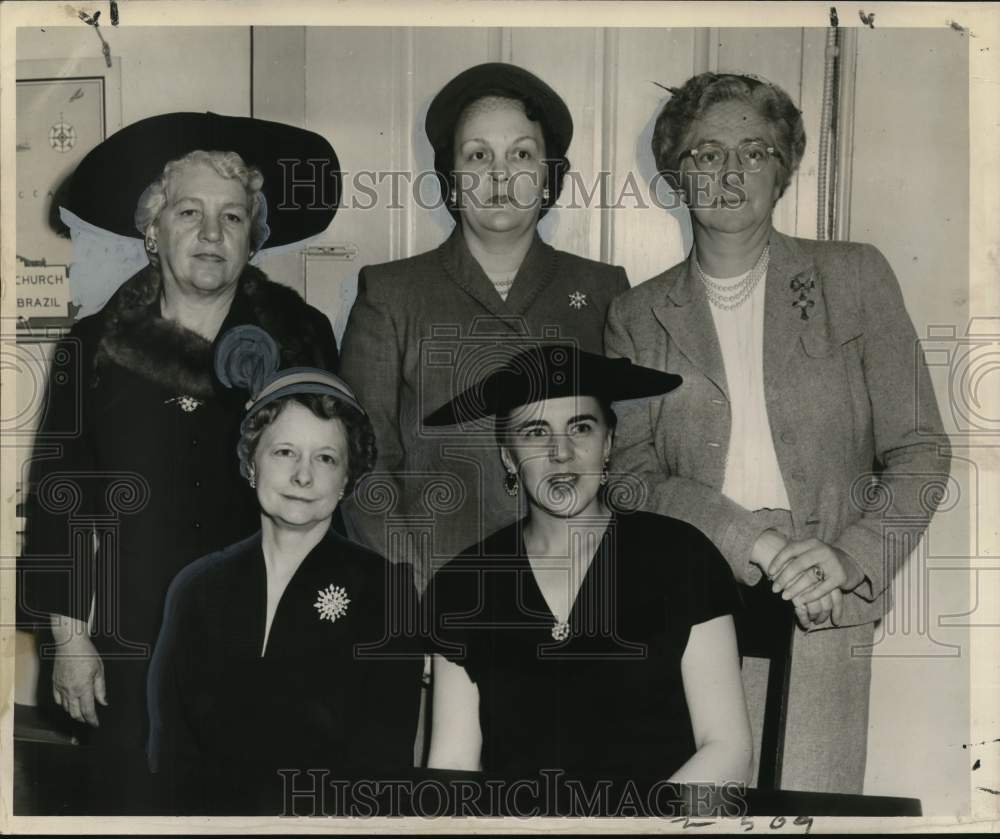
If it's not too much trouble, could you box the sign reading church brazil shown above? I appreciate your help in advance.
[14,256,71,320]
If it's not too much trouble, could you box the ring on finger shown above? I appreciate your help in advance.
[811,565,826,583]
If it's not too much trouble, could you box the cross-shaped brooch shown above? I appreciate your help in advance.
[790,275,816,320]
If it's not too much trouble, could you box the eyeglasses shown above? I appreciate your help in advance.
[679,140,782,174]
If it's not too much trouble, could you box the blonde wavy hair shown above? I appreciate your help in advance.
[133,150,270,261]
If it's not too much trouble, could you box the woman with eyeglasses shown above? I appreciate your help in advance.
[605,72,949,793]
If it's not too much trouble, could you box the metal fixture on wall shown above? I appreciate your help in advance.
[816,26,839,240]
[816,27,858,241]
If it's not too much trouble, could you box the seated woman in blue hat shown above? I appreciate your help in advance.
[148,327,423,814]
[423,345,752,784]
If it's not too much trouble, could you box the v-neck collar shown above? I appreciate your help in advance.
[516,516,613,631]
[438,226,559,322]
[248,525,360,658]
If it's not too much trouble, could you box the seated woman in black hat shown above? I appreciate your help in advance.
[147,327,423,814]
[423,346,753,784]
[339,63,630,583]
[19,113,340,797]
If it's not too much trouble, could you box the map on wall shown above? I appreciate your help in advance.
[15,75,107,326]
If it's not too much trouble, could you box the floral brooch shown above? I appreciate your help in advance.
[551,620,571,641]
[314,584,350,623]
[164,395,204,413]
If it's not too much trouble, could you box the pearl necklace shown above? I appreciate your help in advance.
[694,245,770,311]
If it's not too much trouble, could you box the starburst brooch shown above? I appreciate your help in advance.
[568,291,588,310]
[314,584,350,623]
[164,395,204,413]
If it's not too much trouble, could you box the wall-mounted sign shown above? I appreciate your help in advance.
[14,255,73,323]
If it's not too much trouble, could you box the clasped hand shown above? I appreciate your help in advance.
[767,538,864,628]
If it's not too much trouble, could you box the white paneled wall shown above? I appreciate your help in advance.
[292,27,830,334]
[14,24,969,814]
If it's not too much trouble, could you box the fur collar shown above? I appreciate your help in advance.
[93,263,329,398]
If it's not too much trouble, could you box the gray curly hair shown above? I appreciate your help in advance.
[133,150,270,261]
[651,72,806,200]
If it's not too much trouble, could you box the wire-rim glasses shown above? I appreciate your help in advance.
[679,140,782,174]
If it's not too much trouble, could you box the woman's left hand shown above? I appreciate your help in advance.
[794,588,844,628]
[769,538,865,607]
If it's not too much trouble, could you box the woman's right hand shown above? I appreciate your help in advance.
[753,530,843,628]
[51,615,108,726]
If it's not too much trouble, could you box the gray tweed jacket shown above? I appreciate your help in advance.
[605,229,950,793]
[339,226,629,582]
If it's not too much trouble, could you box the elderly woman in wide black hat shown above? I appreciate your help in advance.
[423,345,752,784]
[147,329,422,814]
[339,63,630,581]
[20,113,340,790]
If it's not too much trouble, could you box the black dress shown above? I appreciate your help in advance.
[427,510,738,778]
[148,526,424,814]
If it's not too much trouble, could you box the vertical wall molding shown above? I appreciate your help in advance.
[693,27,719,74]
[833,28,858,242]
[499,28,514,62]
[389,28,415,261]
[600,27,619,264]
[488,27,503,61]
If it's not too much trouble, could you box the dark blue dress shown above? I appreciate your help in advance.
[427,510,738,778]
[148,526,424,813]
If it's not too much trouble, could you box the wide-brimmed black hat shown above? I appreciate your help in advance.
[425,62,573,161]
[423,344,682,427]
[64,112,340,248]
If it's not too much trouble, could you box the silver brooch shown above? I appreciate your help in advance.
[164,395,204,413]
[314,584,350,623]
[568,291,588,310]
[551,620,571,641]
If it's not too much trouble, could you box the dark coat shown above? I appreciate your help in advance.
[338,227,629,583]
[605,230,951,793]
[20,263,338,748]
[147,526,424,814]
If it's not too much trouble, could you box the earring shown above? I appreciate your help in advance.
[504,470,519,498]
[542,187,550,201]
[145,238,158,254]
[600,460,609,486]
[248,466,257,489]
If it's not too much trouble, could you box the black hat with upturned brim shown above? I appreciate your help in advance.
[425,62,573,161]
[422,344,682,427]
[64,112,340,248]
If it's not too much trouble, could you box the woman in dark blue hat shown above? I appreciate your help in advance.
[147,328,422,814]
[339,63,630,585]
[422,345,752,784]
[19,113,341,807]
